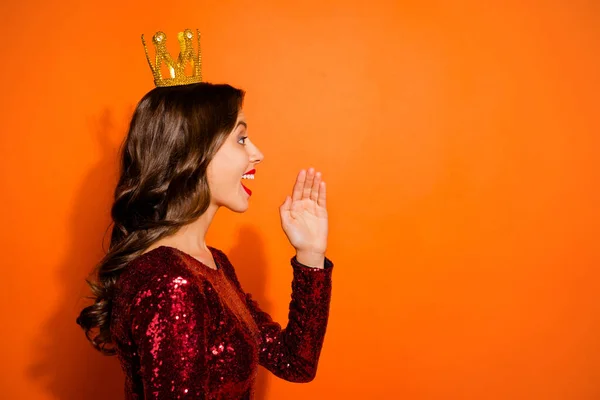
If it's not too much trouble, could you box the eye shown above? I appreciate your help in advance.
[238,136,248,145]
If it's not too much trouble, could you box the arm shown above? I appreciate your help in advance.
[221,251,334,383]
[130,273,210,399]
[248,167,333,382]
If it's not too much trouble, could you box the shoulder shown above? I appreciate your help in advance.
[121,246,186,281]
[116,246,211,306]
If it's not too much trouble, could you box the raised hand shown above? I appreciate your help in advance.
[279,168,328,263]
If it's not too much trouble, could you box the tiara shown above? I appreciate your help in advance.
[141,28,202,87]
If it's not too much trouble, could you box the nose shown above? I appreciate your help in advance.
[251,143,264,165]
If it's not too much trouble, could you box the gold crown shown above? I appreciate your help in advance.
[141,28,202,87]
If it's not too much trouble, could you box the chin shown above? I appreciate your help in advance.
[215,187,251,213]
[226,203,249,213]
[225,192,250,213]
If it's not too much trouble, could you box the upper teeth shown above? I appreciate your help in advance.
[242,174,254,180]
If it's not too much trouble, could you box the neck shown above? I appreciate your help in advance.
[166,201,220,252]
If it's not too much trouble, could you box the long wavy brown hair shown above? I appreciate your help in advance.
[76,82,245,355]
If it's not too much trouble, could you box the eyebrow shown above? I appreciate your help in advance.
[236,121,247,130]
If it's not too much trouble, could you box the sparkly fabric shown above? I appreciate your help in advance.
[110,246,334,399]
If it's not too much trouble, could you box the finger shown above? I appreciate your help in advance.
[317,181,327,208]
[280,195,291,212]
[279,196,291,225]
[292,169,306,201]
[310,171,321,202]
[303,167,315,200]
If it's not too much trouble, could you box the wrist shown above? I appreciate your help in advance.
[295,250,326,269]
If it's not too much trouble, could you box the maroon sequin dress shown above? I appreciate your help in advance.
[110,245,334,399]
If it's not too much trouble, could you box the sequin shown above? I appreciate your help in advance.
[110,245,333,399]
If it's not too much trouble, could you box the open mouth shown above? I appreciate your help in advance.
[241,169,255,196]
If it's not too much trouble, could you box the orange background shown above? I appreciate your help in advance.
[1,1,599,399]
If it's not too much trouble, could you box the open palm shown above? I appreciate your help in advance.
[279,168,328,254]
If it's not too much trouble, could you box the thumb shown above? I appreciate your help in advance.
[280,195,291,211]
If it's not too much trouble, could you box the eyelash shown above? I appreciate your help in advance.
[238,136,248,145]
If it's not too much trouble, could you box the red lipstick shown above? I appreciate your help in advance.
[241,169,255,196]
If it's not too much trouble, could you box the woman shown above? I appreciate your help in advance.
[76,31,333,400]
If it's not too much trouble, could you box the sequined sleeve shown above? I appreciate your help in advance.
[221,252,334,383]
[130,272,210,399]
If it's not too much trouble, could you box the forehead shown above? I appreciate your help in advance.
[235,110,248,131]
[230,112,247,137]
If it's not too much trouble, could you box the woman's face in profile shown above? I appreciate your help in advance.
[207,109,264,212]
